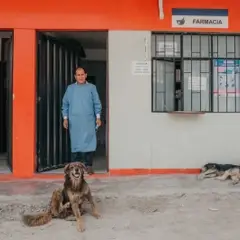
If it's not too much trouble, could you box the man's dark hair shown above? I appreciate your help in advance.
[75,67,86,74]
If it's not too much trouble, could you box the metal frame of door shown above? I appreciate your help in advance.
[36,32,85,172]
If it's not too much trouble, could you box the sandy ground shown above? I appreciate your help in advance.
[1,175,240,239]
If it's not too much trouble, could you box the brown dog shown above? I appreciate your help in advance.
[22,162,100,231]
[63,162,100,232]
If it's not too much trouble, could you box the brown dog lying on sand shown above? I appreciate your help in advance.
[198,163,240,185]
[22,162,100,232]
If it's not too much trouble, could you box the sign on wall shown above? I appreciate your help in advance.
[131,61,151,76]
[172,8,228,29]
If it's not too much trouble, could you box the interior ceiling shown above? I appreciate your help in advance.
[0,31,12,38]
[46,31,107,49]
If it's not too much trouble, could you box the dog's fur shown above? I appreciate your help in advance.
[22,187,72,227]
[63,162,100,232]
[22,162,100,232]
[198,163,240,185]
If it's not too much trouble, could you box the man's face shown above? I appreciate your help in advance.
[75,68,87,84]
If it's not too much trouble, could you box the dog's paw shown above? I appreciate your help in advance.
[231,181,239,186]
[77,221,85,232]
[77,224,85,232]
[92,211,101,219]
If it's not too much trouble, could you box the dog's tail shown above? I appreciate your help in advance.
[22,210,52,227]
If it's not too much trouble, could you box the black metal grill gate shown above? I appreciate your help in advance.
[36,32,84,172]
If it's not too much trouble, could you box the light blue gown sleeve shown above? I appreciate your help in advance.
[92,85,102,118]
[62,86,70,119]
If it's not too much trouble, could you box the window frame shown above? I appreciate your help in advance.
[151,32,240,113]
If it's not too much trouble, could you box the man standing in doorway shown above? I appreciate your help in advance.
[62,67,102,174]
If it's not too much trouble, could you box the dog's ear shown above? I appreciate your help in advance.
[78,162,87,172]
[64,163,70,174]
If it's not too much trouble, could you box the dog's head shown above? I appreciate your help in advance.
[64,162,87,180]
[198,163,218,180]
[201,163,217,173]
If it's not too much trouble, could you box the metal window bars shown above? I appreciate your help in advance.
[152,32,240,113]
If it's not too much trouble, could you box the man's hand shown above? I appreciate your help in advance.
[63,119,68,129]
[96,118,101,127]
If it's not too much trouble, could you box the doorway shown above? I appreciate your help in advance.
[36,31,108,173]
[0,31,13,173]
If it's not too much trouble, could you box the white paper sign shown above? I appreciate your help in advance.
[132,61,151,75]
[157,42,177,56]
[188,76,207,91]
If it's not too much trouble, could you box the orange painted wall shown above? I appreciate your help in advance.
[0,0,239,31]
[2,0,239,178]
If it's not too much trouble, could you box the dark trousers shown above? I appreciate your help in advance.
[71,151,94,167]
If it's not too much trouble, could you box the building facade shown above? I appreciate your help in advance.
[0,0,239,179]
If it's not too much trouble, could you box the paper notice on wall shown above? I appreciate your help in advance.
[188,76,207,91]
[157,42,177,56]
[131,61,151,75]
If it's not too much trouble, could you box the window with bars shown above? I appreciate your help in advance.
[151,33,240,113]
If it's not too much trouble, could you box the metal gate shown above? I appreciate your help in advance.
[36,32,85,172]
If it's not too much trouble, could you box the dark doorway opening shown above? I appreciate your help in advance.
[174,60,182,111]
[36,31,108,173]
[0,31,13,173]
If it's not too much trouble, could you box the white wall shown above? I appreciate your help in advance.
[108,30,240,169]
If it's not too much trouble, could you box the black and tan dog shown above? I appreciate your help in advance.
[198,163,240,185]
[22,162,100,232]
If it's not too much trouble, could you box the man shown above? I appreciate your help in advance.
[61,67,102,174]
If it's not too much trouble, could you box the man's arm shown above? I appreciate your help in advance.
[62,86,70,119]
[92,85,102,119]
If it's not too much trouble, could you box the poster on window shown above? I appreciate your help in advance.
[213,59,240,96]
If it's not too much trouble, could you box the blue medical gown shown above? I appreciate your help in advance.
[61,83,102,153]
